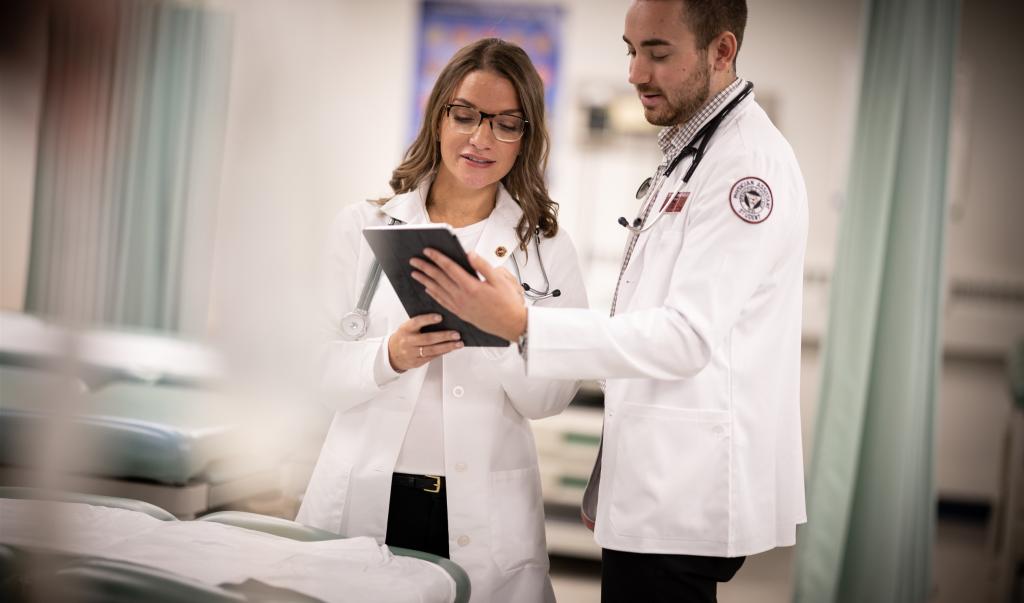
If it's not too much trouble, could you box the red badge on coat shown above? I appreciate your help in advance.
[660,191,690,213]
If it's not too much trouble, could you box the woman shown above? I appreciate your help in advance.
[296,38,587,602]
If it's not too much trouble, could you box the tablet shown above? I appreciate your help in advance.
[362,223,510,347]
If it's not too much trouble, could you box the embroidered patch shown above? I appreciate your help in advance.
[729,177,773,224]
[660,192,690,213]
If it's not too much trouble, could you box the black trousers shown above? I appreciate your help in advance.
[384,473,449,559]
[601,548,745,603]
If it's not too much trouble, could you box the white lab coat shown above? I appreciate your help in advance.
[526,90,809,558]
[297,181,588,602]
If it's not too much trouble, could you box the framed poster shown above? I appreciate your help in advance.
[410,0,562,141]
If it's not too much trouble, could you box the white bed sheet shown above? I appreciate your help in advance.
[0,499,456,603]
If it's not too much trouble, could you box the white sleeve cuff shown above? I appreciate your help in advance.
[373,333,402,386]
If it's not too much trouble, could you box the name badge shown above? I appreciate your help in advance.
[660,192,690,213]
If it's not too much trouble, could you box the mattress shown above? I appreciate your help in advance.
[0,366,268,485]
[0,490,467,603]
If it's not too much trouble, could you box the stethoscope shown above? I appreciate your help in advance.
[510,231,561,301]
[618,81,754,234]
[339,220,560,341]
[340,217,402,341]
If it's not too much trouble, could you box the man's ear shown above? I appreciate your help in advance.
[710,31,738,72]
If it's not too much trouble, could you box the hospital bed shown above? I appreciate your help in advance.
[0,363,282,518]
[0,487,471,603]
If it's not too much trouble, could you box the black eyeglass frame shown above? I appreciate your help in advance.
[444,103,529,142]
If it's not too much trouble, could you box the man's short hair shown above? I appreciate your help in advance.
[683,0,748,59]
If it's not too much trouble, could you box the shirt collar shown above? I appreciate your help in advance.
[656,77,747,170]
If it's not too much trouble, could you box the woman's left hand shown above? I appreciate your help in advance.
[388,314,463,372]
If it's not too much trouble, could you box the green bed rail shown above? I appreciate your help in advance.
[0,486,177,521]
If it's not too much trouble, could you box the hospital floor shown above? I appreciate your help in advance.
[548,512,992,602]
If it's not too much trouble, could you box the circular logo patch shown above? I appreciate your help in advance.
[729,177,773,224]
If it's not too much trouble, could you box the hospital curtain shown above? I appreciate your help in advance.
[792,0,960,602]
[24,0,232,334]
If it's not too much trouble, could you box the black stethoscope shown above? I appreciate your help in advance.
[618,81,754,234]
[340,220,559,341]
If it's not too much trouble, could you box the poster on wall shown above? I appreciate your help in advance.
[410,0,563,141]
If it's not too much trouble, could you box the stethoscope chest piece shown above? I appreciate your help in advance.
[635,176,653,200]
[340,309,369,340]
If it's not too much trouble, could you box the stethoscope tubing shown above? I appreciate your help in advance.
[620,82,754,236]
[622,170,691,235]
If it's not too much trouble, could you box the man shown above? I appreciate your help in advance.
[410,1,808,601]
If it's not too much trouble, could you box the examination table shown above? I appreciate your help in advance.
[0,365,281,518]
[0,487,470,603]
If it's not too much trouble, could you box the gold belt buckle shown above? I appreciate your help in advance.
[423,475,441,493]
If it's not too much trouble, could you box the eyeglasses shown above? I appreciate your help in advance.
[445,103,528,143]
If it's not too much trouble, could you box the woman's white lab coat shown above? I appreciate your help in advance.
[297,181,588,602]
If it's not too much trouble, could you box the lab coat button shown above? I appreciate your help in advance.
[457,535,471,547]
[712,425,725,435]
[452,386,465,398]
[455,462,467,472]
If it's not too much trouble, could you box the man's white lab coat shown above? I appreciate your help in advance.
[527,90,809,558]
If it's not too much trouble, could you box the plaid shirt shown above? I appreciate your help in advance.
[657,77,747,173]
[610,77,748,316]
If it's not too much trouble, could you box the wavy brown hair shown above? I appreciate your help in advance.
[384,38,558,251]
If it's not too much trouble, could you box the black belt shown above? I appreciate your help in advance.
[392,472,445,494]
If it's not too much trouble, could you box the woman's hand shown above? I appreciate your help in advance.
[388,314,463,372]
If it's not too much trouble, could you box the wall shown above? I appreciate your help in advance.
[200,0,420,390]
[933,0,1024,502]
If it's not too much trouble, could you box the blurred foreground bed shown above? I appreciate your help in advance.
[0,312,323,519]
[0,487,470,603]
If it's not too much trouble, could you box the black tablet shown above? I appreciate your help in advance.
[362,224,510,347]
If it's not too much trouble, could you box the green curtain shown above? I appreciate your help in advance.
[793,0,960,602]
[24,0,231,333]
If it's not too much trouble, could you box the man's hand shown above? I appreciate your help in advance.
[410,249,527,342]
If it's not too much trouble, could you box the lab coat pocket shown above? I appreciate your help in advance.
[296,459,352,535]
[652,228,684,243]
[642,230,684,269]
[489,466,547,573]
[609,404,731,543]
[649,226,684,248]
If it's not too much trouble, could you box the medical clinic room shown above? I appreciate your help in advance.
[0,0,1021,601]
